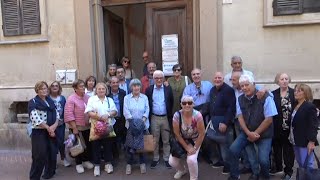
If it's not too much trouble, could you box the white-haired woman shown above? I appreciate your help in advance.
[169,95,205,180]
[123,78,150,175]
[85,82,118,176]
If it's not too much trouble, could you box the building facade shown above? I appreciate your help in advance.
[0,0,319,149]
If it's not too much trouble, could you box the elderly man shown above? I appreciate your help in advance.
[141,62,157,93]
[224,56,254,87]
[183,68,213,109]
[107,76,126,158]
[145,70,173,169]
[203,72,235,174]
[228,74,277,180]
[116,66,130,94]
[142,51,149,76]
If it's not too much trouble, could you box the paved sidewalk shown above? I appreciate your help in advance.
[0,150,287,180]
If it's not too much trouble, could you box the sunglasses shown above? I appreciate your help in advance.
[124,61,130,64]
[51,84,59,87]
[182,101,193,105]
[174,69,181,72]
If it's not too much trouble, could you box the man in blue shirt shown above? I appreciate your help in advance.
[145,70,173,169]
[228,74,278,180]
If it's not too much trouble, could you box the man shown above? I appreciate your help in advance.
[107,76,126,158]
[228,74,277,180]
[224,56,254,87]
[204,72,235,174]
[145,70,173,169]
[183,68,213,108]
[141,62,156,93]
[116,66,130,94]
[142,51,149,76]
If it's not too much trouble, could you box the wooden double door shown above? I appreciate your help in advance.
[103,0,193,75]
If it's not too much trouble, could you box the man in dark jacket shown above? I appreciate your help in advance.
[107,76,126,158]
[145,70,173,169]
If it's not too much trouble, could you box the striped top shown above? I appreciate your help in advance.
[64,93,90,127]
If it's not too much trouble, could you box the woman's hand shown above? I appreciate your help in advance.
[100,114,109,122]
[307,141,315,154]
[186,144,196,156]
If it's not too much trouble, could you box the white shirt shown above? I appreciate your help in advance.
[85,95,118,125]
[224,69,254,87]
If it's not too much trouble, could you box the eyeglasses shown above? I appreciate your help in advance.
[142,56,148,59]
[182,101,193,105]
[154,77,163,80]
[174,69,181,72]
[124,61,130,64]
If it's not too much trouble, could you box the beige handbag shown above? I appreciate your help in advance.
[70,133,86,157]
[137,134,156,153]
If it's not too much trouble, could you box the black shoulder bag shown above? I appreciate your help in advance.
[169,112,187,158]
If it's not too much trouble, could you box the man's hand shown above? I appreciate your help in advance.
[247,131,260,142]
[256,89,267,99]
[218,123,227,133]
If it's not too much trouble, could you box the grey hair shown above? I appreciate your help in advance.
[153,70,164,78]
[231,56,242,63]
[181,95,194,103]
[239,74,254,85]
[129,78,142,89]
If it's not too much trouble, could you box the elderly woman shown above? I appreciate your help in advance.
[121,56,136,80]
[167,64,191,113]
[289,83,319,169]
[105,64,117,80]
[169,95,205,180]
[123,78,150,175]
[85,82,117,176]
[64,79,93,173]
[28,81,58,180]
[49,81,70,167]
[85,75,97,97]
[270,73,295,180]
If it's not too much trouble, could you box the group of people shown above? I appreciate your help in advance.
[28,52,319,180]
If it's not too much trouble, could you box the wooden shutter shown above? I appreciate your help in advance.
[273,0,304,16]
[20,0,40,35]
[1,0,21,36]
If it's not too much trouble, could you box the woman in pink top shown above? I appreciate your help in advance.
[64,79,93,174]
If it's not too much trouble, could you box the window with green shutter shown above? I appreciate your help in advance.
[273,0,320,16]
[1,0,40,36]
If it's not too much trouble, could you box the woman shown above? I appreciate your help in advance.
[123,79,150,175]
[270,73,295,180]
[49,81,70,167]
[85,82,117,176]
[169,95,205,180]
[105,64,117,82]
[28,81,58,180]
[121,56,136,80]
[64,79,93,174]
[167,64,191,113]
[85,75,97,97]
[289,83,318,169]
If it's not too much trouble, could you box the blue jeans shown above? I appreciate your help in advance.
[294,146,314,169]
[229,132,272,178]
[234,120,251,168]
[214,125,234,168]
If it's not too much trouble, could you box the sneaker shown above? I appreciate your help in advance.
[76,164,84,174]
[63,159,71,167]
[211,161,224,168]
[82,161,94,169]
[94,166,100,176]
[270,168,283,175]
[140,163,146,174]
[227,176,240,180]
[174,170,187,179]
[126,164,132,175]
[281,174,292,180]
[104,164,113,174]
[239,166,251,174]
[222,166,230,175]
[248,174,259,180]
[150,160,159,169]
[165,161,172,169]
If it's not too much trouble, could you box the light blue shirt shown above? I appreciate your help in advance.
[123,93,150,129]
[152,84,167,115]
[224,69,254,87]
[183,81,213,106]
[119,83,128,94]
[236,95,278,118]
[111,92,121,117]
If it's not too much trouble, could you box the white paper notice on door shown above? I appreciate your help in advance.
[161,34,178,49]
[163,61,178,76]
[162,49,178,62]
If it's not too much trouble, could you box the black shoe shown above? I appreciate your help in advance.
[281,173,292,180]
[203,157,214,165]
[248,174,259,180]
[240,166,252,174]
[222,166,230,175]
[269,168,283,175]
[150,161,159,169]
[211,161,224,168]
[227,176,240,180]
[42,173,54,179]
[165,161,172,169]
